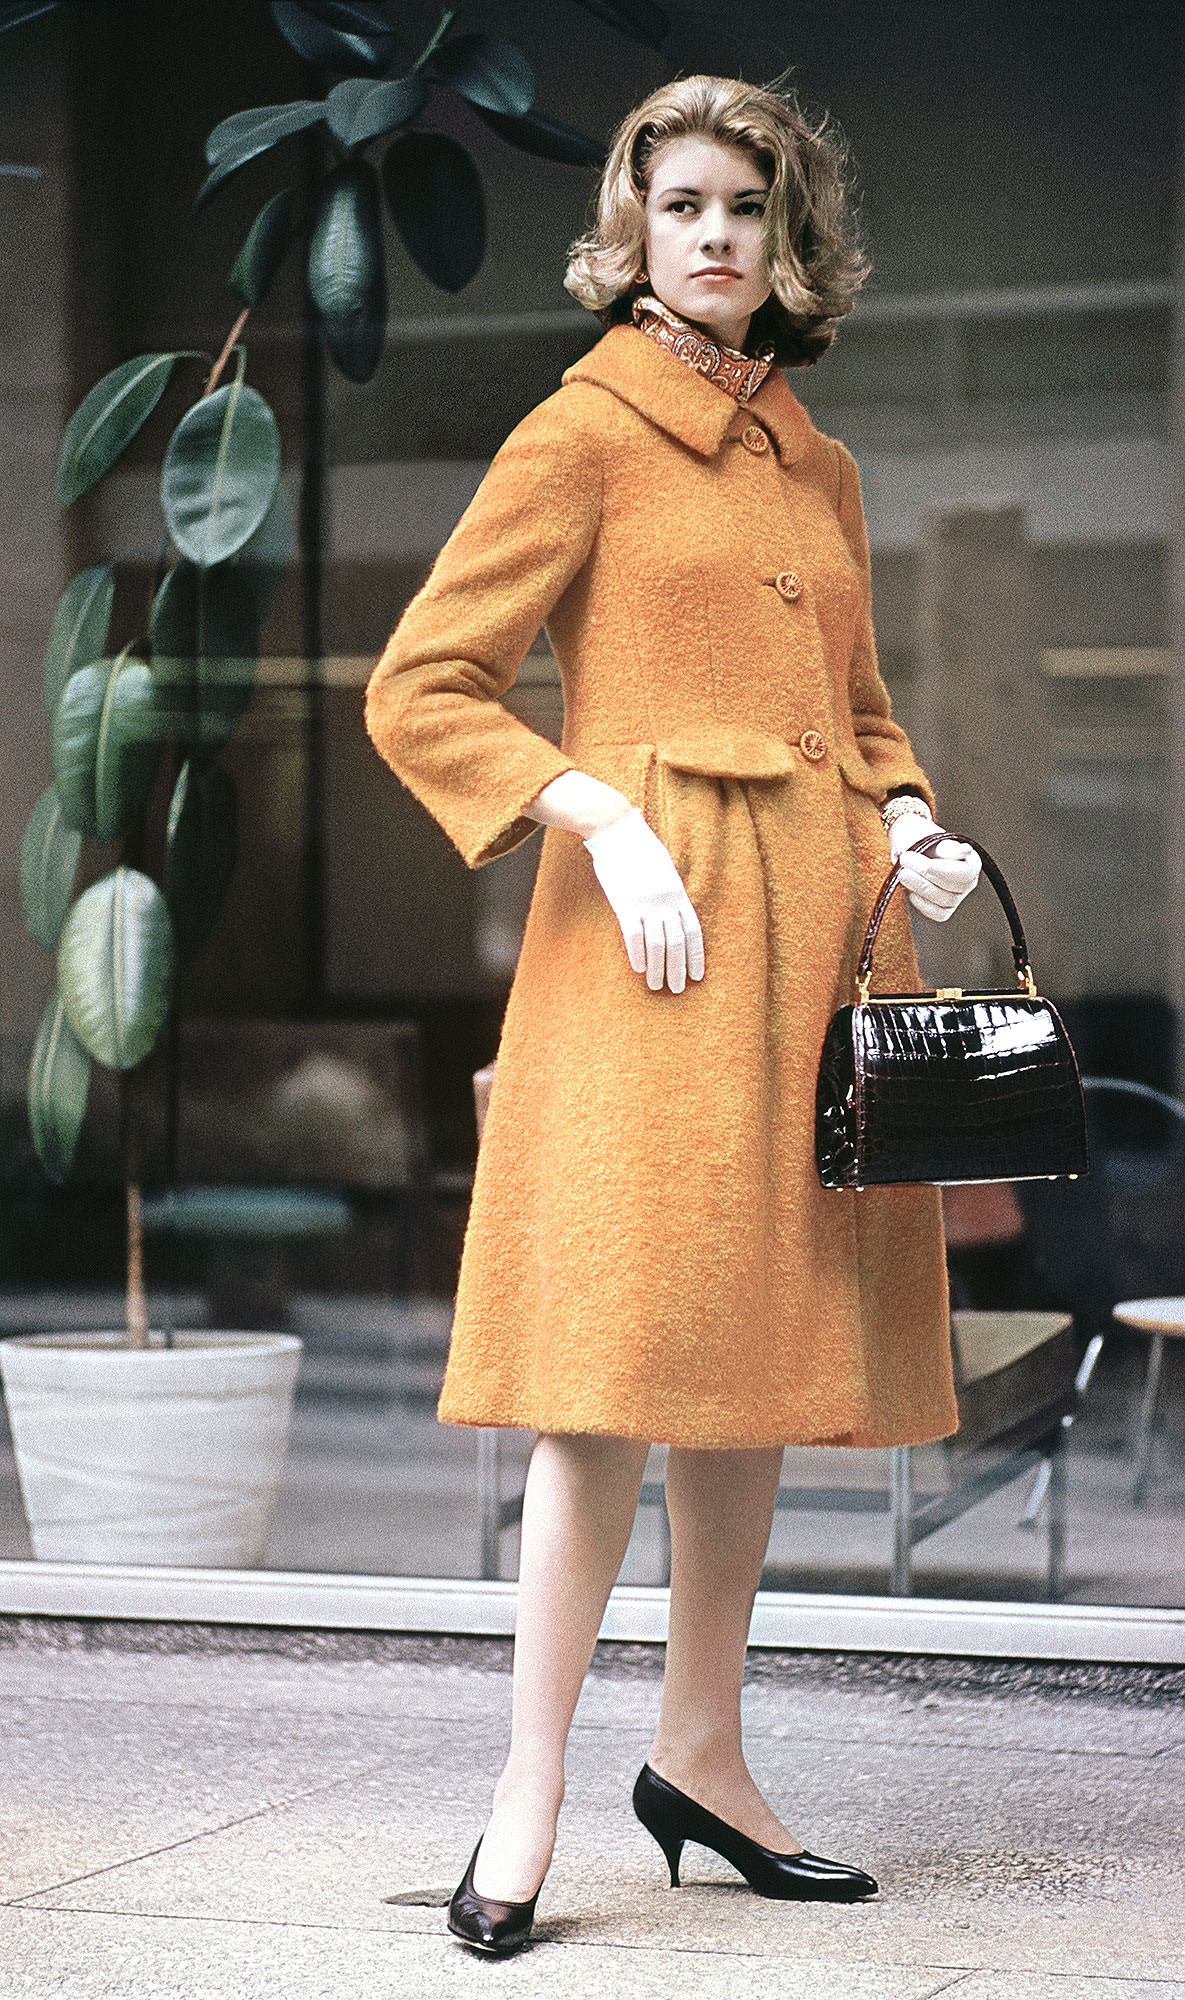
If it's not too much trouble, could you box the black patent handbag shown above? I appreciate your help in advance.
[815,831,1089,1189]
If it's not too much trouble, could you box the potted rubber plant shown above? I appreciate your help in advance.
[0,0,655,1564]
[0,310,306,1565]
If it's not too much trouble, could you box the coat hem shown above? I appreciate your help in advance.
[435,1403,960,1451]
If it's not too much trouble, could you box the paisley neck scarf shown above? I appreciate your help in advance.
[631,292,776,405]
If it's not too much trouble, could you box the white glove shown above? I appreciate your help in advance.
[583,806,705,994]
[886,800,981,923]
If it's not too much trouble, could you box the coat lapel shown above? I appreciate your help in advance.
[562,322,817,466]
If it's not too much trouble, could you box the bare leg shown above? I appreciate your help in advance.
[472,1430,649,1900]
[648,1444,801,1852]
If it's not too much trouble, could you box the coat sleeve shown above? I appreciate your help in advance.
[833,439,937,818]
[364,392,602,869]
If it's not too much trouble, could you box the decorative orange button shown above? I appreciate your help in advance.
[799,729,827,761]
[775,569,804,601]
[741,423,770,454]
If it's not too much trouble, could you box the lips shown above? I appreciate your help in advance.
[692,267,741,280]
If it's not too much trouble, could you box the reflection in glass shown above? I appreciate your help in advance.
[0,2,1182,1621]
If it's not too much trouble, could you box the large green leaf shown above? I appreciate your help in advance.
[195,100,325,212]
[473,103,606,168]
[161,381,281,565]
[205,98,324,165]
[313,0,397,30]
[52,646,162,843]
[270,1,395,73]
[308,160,383,316]
[233,480,291,618]
[57,354,182,505]
[150,561,259,754]
[308,161,387,382]
[0,2,59,34]
[229,187,298,309]
[166,760,238,961]
[325,76,426,147]
[58,867,174,1072]
[28,993,90,1185]
[382,133,485,293]
[427,33,534,117]
[20,786,81,949]
[42,564,115,719]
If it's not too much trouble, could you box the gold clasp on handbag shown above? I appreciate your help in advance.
[935,986,963,1000]
[1017,962,1037,997]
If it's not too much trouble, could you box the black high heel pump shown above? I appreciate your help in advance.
[446,1834,543,1956]
[632,1763,878,1902]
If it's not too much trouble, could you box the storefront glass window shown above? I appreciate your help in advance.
[1,1,1182,1628]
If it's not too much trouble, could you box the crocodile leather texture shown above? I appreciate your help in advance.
[816,834,1089,1189]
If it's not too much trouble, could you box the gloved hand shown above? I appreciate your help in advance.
[583,806,705,994]
[886,800,981,923]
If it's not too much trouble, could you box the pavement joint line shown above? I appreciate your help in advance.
[0,1908,998,1970]
[3,1907,1178,1979]
[2,1699,1181,1765]
[0,1691,462,1727]
[0,1905,441,1937]
[5,1759,393,1906]
[12,1898,1179,1981]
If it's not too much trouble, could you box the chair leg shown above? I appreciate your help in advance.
[1131,1334,1165,1507]
[890,1446,912,1596]
[477,1426,502,1580]
[1019,1457,1052,1527]
[1046,1433,1067,1601]
[658,1483,672,1588]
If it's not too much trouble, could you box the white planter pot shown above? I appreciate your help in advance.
[0,1332,302,1567]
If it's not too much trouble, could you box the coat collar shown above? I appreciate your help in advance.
[562,322,817,466]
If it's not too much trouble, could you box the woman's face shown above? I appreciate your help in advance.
[643,135,772,350]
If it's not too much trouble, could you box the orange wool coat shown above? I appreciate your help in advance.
[366,322,957,1450]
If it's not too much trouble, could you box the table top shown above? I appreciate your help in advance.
[141,1187,352,1239]
[1113,1297,1185,1335]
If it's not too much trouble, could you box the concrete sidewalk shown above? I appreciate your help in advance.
[0,1621,1182,1999]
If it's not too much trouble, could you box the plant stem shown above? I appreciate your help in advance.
[126,1176,149,1350]
[203,307,250,398]
[412,6,455,72]
[121,1083,148,1351]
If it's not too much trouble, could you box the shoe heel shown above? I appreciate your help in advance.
[637,1811,683,1885]
[632,1772,685,1886]
[655,1830,683,1888]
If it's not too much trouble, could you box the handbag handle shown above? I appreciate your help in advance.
[855,830,1035,1004]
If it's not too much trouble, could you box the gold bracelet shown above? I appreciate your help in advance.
[879,792,932,832]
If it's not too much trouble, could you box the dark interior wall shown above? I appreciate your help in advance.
[66,1,307,380]
[19,1,1181,1039]
[751,0,1179,291]
[63,3,1180,462]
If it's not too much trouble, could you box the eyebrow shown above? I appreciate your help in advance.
[661,185,768,197]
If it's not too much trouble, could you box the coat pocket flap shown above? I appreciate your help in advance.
[656,728,796,781]
[834,744,884,798]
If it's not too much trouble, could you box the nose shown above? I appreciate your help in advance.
[698,200,733,257]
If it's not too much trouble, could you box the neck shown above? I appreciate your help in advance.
[649,294,752,353]
[678,305,751,351]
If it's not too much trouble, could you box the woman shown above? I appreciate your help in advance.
[365,74,980,1954]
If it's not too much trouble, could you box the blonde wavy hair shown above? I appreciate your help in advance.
[564,74,869,367]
